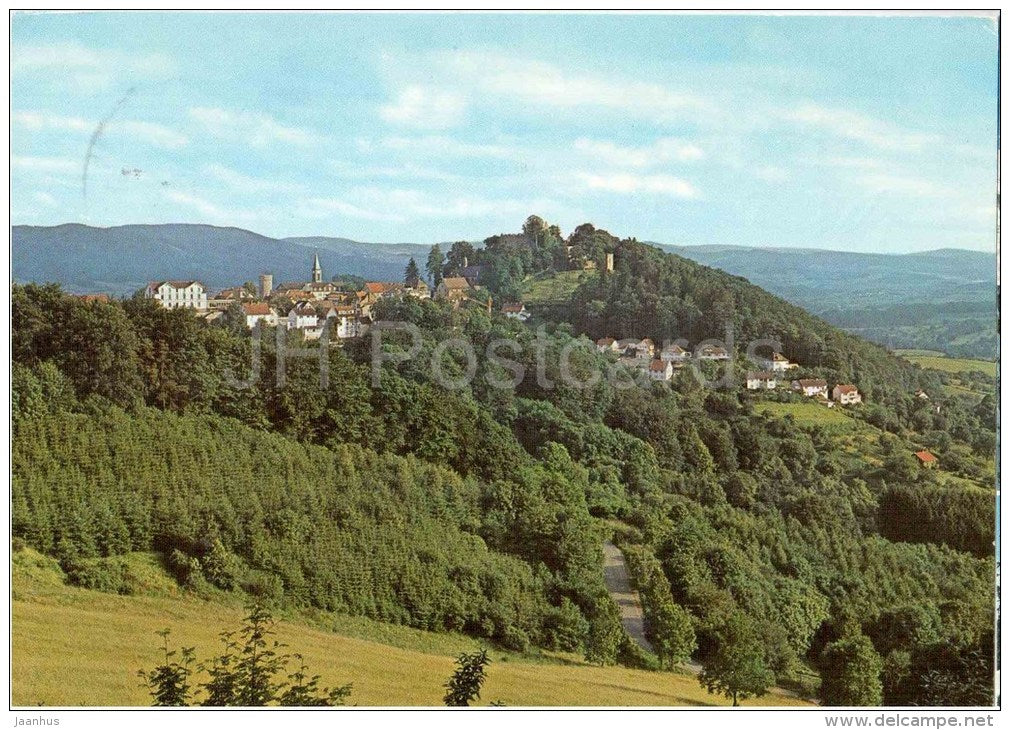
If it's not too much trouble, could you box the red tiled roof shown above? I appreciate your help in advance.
[915,450,937,463]
[242,302,273,316]
[835,384,858,394]
[441,277,470,289]
[502,303,525,313]
[649,359,669,372]
[747,371,775,380]
[798,379,827,388]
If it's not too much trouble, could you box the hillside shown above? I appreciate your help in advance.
[12,218,997,707]
[659,244,995,308]
[12,548,809,707]
[659,244,997,359]
[13,223,997,357]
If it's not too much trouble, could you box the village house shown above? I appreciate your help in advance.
[501,303,531,322]
[792,378,828,398]
[660,344,692,364]
[405,280,429,299]
[145,280,208,310]
[915,450,938,469]
[915,389,930,400]
[615,338,645,358]
[460,265,484,286]
[198,310,225,324]
[648,359,674,381]
[697,344,730,360]
[436,277,472,306]
[287,301,319,330]
[596,337,619,354]
[305,281,339,299]
[746,371,778,390]
[637,338,656,359]
[242,302,278,329]
[315,300,364,339]
[763,352,794,372]
[832,384,862,405]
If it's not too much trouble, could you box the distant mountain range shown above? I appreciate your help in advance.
[12,223,997,358]
[12,223,430,295]
[656,243,996,310]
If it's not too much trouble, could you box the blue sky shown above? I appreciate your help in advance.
[11,12,998,252]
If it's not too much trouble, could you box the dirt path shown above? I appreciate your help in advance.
[602,541,654,653]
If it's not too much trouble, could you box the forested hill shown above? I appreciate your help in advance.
[11,223,427,294]
[12,216,996,707]
[657,244,996,359]
[658,244,995,308]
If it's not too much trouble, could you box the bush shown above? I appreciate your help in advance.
[62,557,132,595]
[617,635,660,671]
[241,570,284,601]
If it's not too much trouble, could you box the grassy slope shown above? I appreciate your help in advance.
[895,351,996,377]
[523,270,585,305]
[753,401,856,428]
[12,549,810,708]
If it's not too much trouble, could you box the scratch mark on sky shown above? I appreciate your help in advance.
[82,86,136,201]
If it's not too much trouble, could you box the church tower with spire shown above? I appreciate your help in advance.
[311,251,323,284]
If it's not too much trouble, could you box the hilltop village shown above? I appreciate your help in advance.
[143,251,873,411]
[144,252,515,342]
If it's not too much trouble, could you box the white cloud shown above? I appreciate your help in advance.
[573,137,704,168]
[189,107,317,147]
[379,86,467,129]
[782,103,937,152]
[204,164,304,194]
[857,172,950,197]
[442,51,714,123]
[13,111,188,148]
[12,42,174,91]
[32,191,58,207]
[113,120,188,148]
[162,189,258,223]
[329,159,461,182]
[754,165,788,183]
[11,155,78,174]
[298,197,403,223]
[575,171,700,199]
[301,187,534,223]
[13,111,91,133]
[369,135,519,160]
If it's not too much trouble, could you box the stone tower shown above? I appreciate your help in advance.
[259,273,273,299]
[312,252,323,284]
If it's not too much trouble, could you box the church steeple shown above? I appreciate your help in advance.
[312,251,323,284]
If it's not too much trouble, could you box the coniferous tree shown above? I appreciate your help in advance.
[426,244,444,287]
[404,258,421,288]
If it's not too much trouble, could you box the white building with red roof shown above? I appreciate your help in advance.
[145,280,207,310]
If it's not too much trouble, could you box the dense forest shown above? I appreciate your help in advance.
[12,217,996,706]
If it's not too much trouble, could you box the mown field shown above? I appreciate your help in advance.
[754,400,857,428]
[523,270,585,305]
[895,351,996,377]
[11,548,811,708]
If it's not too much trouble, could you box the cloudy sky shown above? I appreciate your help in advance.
[11,12,998,252]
